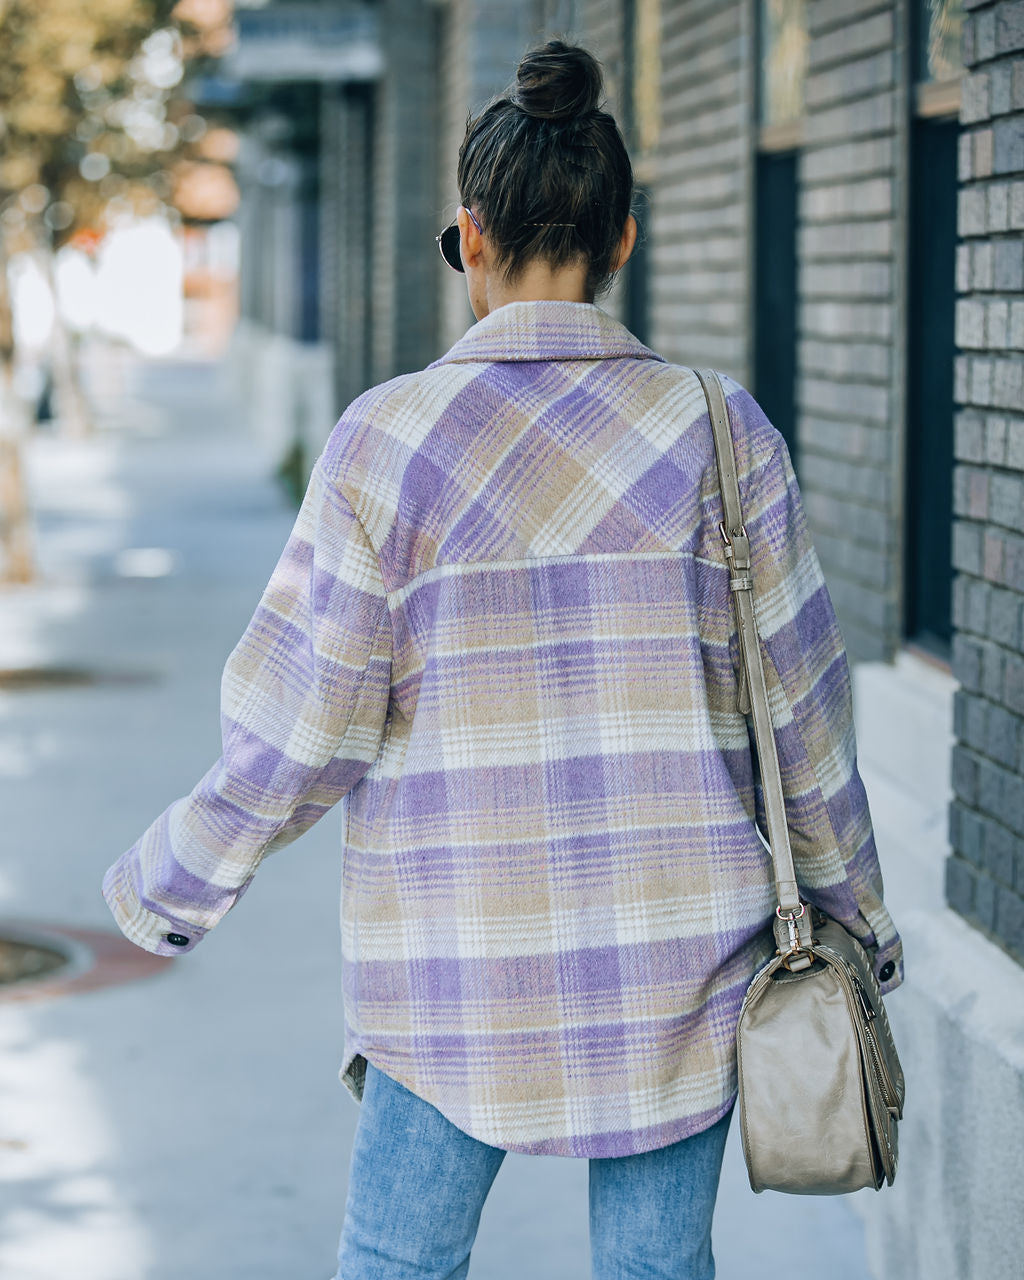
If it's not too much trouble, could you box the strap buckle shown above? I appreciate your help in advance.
[776,903,813,970]
[718,521,750,572]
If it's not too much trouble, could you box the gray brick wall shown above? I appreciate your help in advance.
[574,0,753,358]
[322,85,374,412]
[796,0,902,662]
[647,0,752,375]
[579,0,626,109]
[437,0,474,354]
[371,0,443,383]
[947,0,1024,965]
[575,0,629,322]
[435,0,543,354]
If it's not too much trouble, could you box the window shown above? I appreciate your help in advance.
[902,0,965,657]
[753,0,807,464]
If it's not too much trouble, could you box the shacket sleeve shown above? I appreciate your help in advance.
[742,436,904,995]
[102,456,392,957]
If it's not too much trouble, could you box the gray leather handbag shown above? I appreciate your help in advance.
[695,368,906,1196]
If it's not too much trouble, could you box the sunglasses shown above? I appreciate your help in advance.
[435,206,483,273]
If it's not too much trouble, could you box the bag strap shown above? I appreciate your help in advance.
[693,368,814,960]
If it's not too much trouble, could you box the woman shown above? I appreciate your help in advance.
[104,40,902,1280]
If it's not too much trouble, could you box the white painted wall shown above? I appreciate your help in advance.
[227,319,336,473]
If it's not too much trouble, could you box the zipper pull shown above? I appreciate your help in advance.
[854,976,876,1021]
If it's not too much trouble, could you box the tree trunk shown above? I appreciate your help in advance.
[0,235,35,584]
[34,239,93,439]
[0,365,35,585]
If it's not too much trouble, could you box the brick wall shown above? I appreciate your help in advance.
[322,85,374,412]
[371,0,442,383]
[797,0,904,662]
[946,0,1024,964]
[648,0,752,376]
[435,0,543,353]
[579,0,626,114]
[437,0,470,354]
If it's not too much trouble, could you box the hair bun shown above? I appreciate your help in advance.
[513,41,602,122]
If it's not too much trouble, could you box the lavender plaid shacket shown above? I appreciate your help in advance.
[103,300,903,1158]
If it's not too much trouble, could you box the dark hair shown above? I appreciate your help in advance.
[456,41,633,299]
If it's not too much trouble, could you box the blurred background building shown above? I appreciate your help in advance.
[2,1,1022,1276]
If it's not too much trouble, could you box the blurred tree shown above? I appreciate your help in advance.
[0,0,234,583]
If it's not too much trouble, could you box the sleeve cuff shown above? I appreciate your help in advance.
[849,905,903,997]
[102,860,207,957]
[873,936,903,996]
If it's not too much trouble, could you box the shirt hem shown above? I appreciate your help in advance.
[339,1043,738,1159]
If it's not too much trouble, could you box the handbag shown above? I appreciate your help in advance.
[694,368,906,1196]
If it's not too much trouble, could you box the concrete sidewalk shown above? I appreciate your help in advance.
[0,354,872,1279]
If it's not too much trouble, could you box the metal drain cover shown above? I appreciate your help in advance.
[0,936,69,986]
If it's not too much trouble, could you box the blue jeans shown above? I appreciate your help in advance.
[335,1062,732,1280]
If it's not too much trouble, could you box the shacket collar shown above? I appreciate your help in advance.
[430,300,666,366]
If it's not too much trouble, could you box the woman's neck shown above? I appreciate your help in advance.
[478,260,591,318]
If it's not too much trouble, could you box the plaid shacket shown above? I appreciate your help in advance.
[103,300,903,1158]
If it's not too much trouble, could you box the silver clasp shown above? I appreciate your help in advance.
[776,902,807,956]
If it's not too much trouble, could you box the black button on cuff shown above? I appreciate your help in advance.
[879,960,896,982]
[166,932,190,948]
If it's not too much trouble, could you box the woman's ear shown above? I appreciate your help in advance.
[457,205,485,271]
[610,214,638,272]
